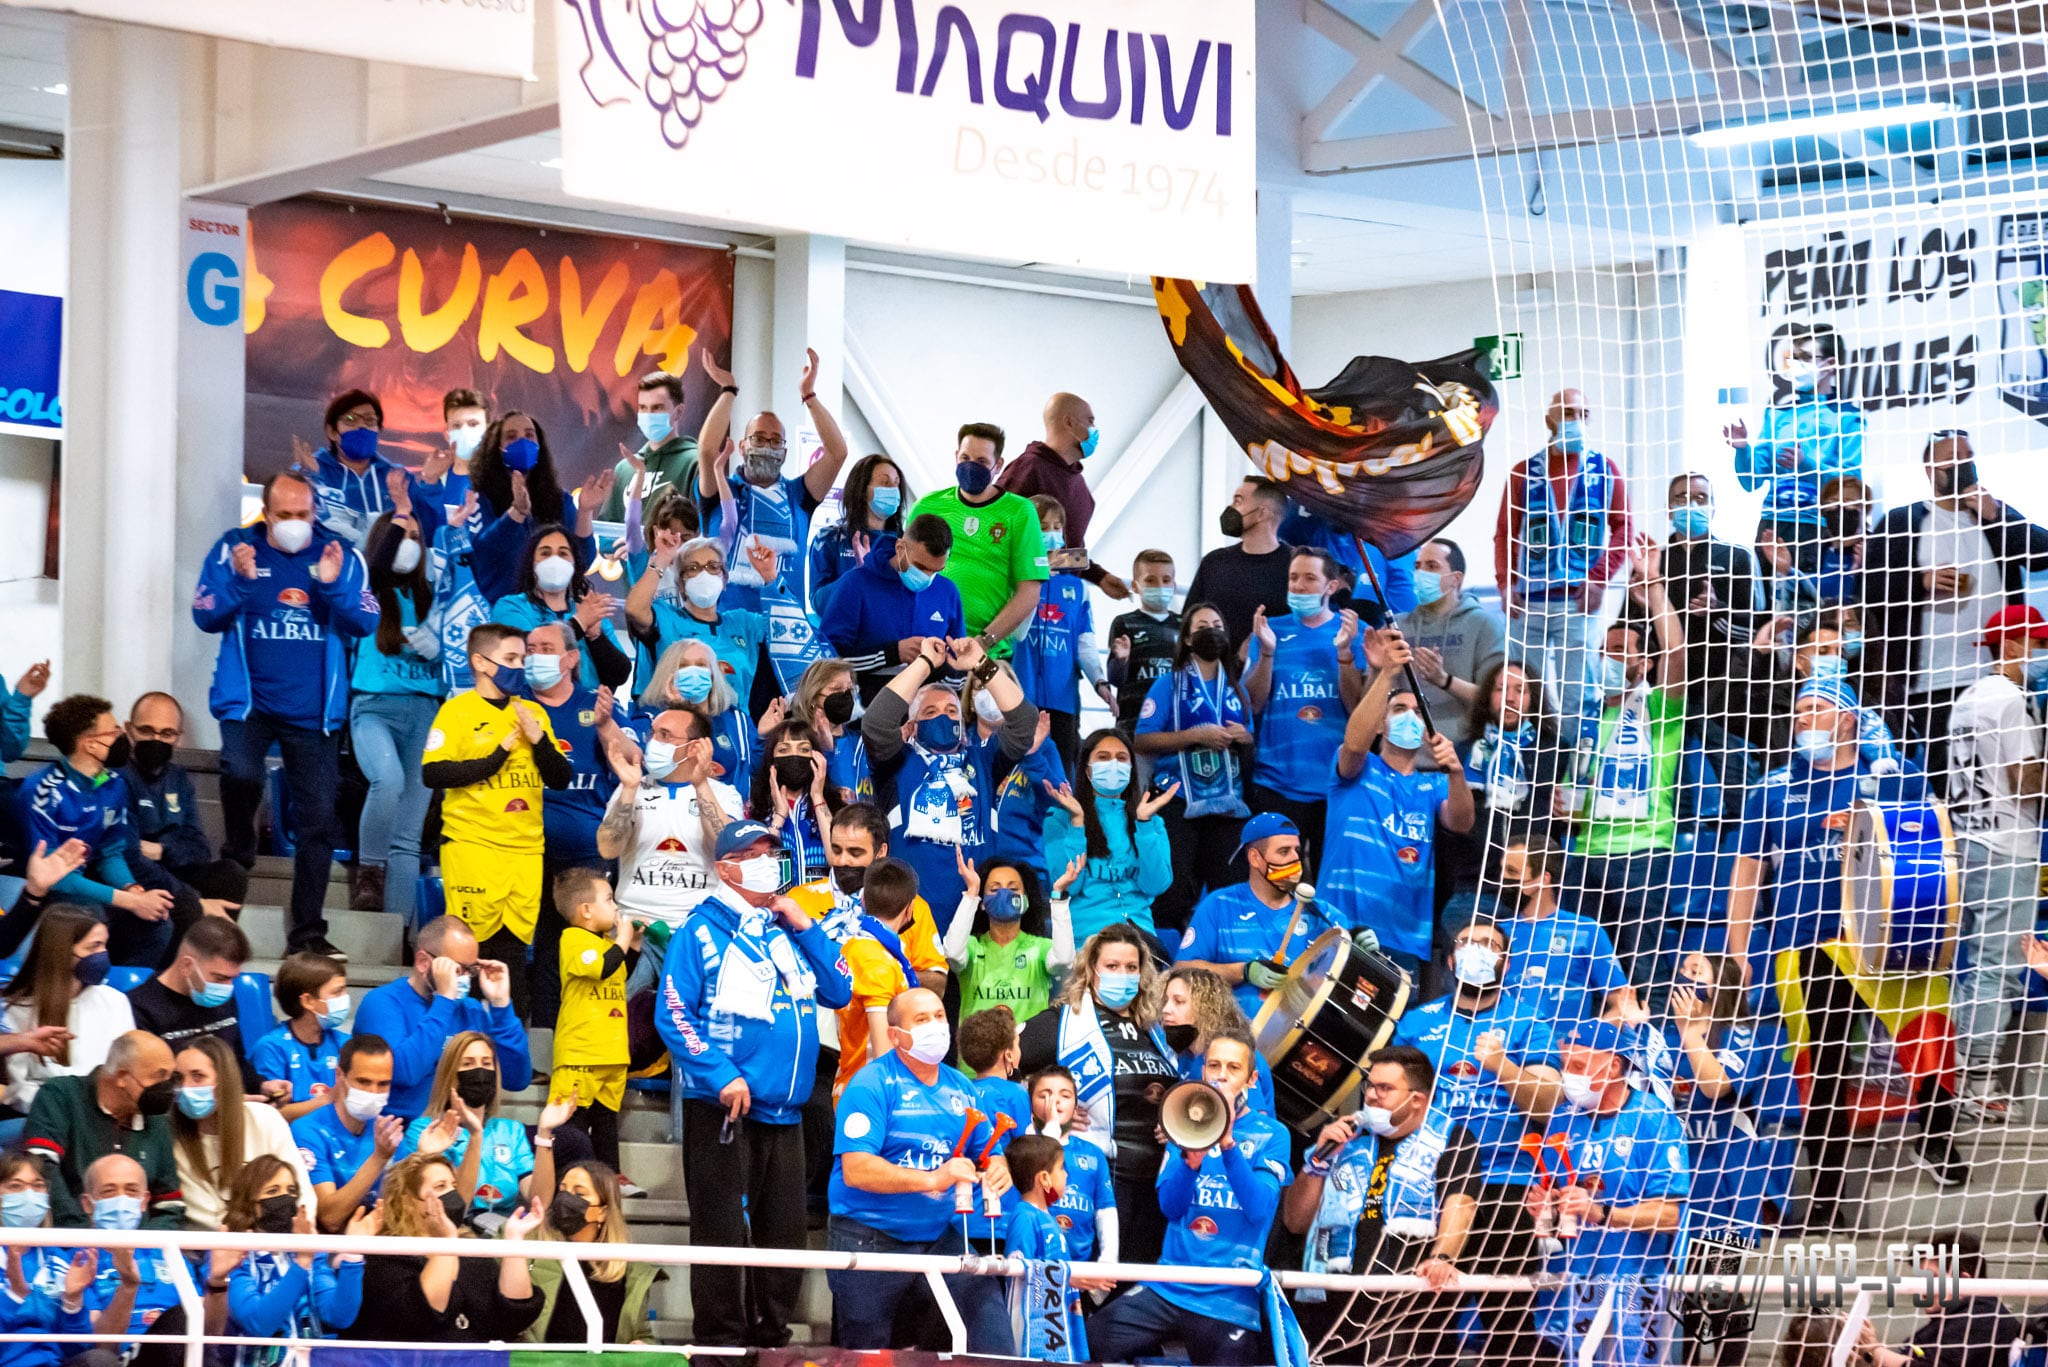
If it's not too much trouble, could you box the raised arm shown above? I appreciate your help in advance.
[697,349,735,505]
[796,348,850,502]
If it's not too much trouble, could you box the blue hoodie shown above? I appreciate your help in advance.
[656,886,854,1125]
[192,524,379,732]
[301,446,447,549]
[1044,796,1172,941]
[817,533,965,679]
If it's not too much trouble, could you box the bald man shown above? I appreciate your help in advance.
[1000,391,1131,599]
[78,1152,190,1354]
[1494,387,1633,736]
[26,1032,183,1227]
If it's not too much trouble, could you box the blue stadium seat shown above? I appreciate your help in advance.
[107,965,152,994]
[235,971,274,1042]
[0,955,23,989]
[415,875,445,931]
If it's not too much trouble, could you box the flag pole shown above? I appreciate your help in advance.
[1350,535,1440,738]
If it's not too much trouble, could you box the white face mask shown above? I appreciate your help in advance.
[904,1020,951,1066]
[684,572,725,609]
[448,426,484,460]
[535,556,575,593]
[1560,1071,1603,1111]
[270,519,313,554]
[1361,1104,1401,1137]
[1453,944,1500,987]
[342,1087,388,1123]
[735,854,784,894]
[642,740,679,779]
[391,539,423,575]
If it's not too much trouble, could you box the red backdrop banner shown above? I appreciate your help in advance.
[244,197,735,484]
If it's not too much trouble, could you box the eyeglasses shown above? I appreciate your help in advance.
[334,411,380,431]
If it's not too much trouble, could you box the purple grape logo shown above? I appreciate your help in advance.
[567,0,766,149]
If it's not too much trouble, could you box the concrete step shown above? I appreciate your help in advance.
[248,876,358,913]
[252,856,347,883]
[240,904,406,967]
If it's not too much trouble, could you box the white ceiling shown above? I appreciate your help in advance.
[0,7,66,136]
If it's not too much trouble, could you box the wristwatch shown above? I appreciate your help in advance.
[974,631,997,653]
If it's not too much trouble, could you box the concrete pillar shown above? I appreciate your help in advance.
[1254,183,1295,355]
[62,20,193,716]
[770,233,846,465]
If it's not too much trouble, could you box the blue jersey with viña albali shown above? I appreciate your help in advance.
[1733,751,1926,967]
[830,1049,993,1242]
[1504,909,1628,1027]
[1392,989,1558,1185]
[1046,1132,1115,1259]
[1546,1088,1691,1280]
[1153,1110,1291,1331]
[537,686,624,864]
[1320,752,1449,958]
[1631,1020,1799,1233]
[1178,882,1350,1020]
[1245,612,1348,802]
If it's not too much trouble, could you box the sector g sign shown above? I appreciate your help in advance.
[556,0,1256,281]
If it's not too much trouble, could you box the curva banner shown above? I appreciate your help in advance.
[0,0,536,78]
[554,0,1257,281]
[244,197,734,483]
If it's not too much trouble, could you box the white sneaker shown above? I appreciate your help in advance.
[618,1176,648,1199]
[1960,1077,2012,1123]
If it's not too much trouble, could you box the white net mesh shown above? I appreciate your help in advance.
[1360,3,2048,1362]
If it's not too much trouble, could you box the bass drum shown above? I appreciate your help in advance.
[1251,929,1413,1136]
[1841,798,1959,975]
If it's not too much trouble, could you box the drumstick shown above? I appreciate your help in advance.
[978,1114,1018,1217]
[1271,884,1312,964]
[952,1108,987,1215]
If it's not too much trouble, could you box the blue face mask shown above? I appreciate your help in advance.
[523,653,565,690]
[1411,570,1443,606]
[1671,507,1711,540]
[337,426,380,462]
[1,1189,47,1229]
[1089,759,1132,795]
[674,665,714,704]
[1599,655,1631,694]
[1139,584,1175,613]
[1042,528,1066,552]
[176,1085,216,1120]
[1785,359,1820,395]
[1286,591,1325,618]
[2028,655,2048,693]
[192,978,234,1009]
[488,662,526,698]
[91,1196,143,1232]
[1386,711,1427,751]
[637,411,673,445]
[956,461,995,496]
[502,437,540,473]
[900,564,935,593]
[1554,419,1584,454]
[983,888,1024,922]
[1841,629,1865,660]
[1809,654,1848,682]
[1095,970,1140,1009]
[869,485,902,518]
[1080,426,1101,458]
[915,716,963,752]
[1795,728,1837,763]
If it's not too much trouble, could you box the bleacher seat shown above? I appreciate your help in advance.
[415,875,444,932]
[107,965,152,994]
[266,765,351,863]
[235,971,273,1044]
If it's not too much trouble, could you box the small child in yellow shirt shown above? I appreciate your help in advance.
[550,866,635,1170]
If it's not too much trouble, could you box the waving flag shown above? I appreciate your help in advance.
[1153,278,1497,559]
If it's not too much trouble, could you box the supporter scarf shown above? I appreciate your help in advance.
[1054,1003,1170,1159]
[707,892,815,1021]
[1262,1268,1313,1367]
[815,884,921,985]
[904,742,984,847]
[1020,1259,1089,1362]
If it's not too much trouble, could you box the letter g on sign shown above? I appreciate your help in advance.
[187,251,241,327]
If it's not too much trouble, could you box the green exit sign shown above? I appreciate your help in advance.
[1475,332,1524,381]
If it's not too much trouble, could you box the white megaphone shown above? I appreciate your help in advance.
[1160,1080,1233,1151]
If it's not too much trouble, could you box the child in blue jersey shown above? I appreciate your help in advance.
[1004,1134,1111,1361]
[251,953,352,1124]
[959,1006,1030,1243]
[1026,1067,1119,1266]
[1243,550,1363,866]
[1498,837,1635,1027]
[1011,497,1113,769]
[1088,1030,1289,1367]
[212,1153,366,1361]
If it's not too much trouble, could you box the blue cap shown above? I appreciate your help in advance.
[1562,1020,1627,1056]
[714,820,782,860]
[1795,677,1860,715]
[1232,812,1300,862]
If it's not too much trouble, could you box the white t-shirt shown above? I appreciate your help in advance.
[617,778,746,924]
[1915,505,2000,694]
[177,1100,317,1231]
[3,985,135,1110]
[1947,672,2041,856]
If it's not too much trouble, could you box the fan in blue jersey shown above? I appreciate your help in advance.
[1320,631,1475,970]
[1025,1066,1119,1267]
[1243,550,1366,866]
[1088,1030,1290,1367]
[1499,836,1635,1027]
[1533,1020,1690,1367]
[1392,919,1563,1364]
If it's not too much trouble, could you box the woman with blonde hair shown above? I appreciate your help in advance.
[524,1158,664,1344]
[1159,964,1276,1111]
[170,1035,313,1230]
[401,1031,534,1226]
[344,1151,544,1342]
[641,637,756,790]
[1017,923,1177,1263]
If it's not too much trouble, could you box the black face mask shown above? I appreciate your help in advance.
[135,1077,176,1117]
[1189,628,1230,662]
[774,755,814,792]
[439,1189,469,1227]
[832,864,867,894]
[1827,508,1862,538]
[101,735,132,771]
[1218,506,1246,539]
[547,1190,593,1236]
[454,1067,497,1109]
[1163,1023,1199,1054]
[821,691,857,727]
[130,739,175,777]
[254,1193,299,1235]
